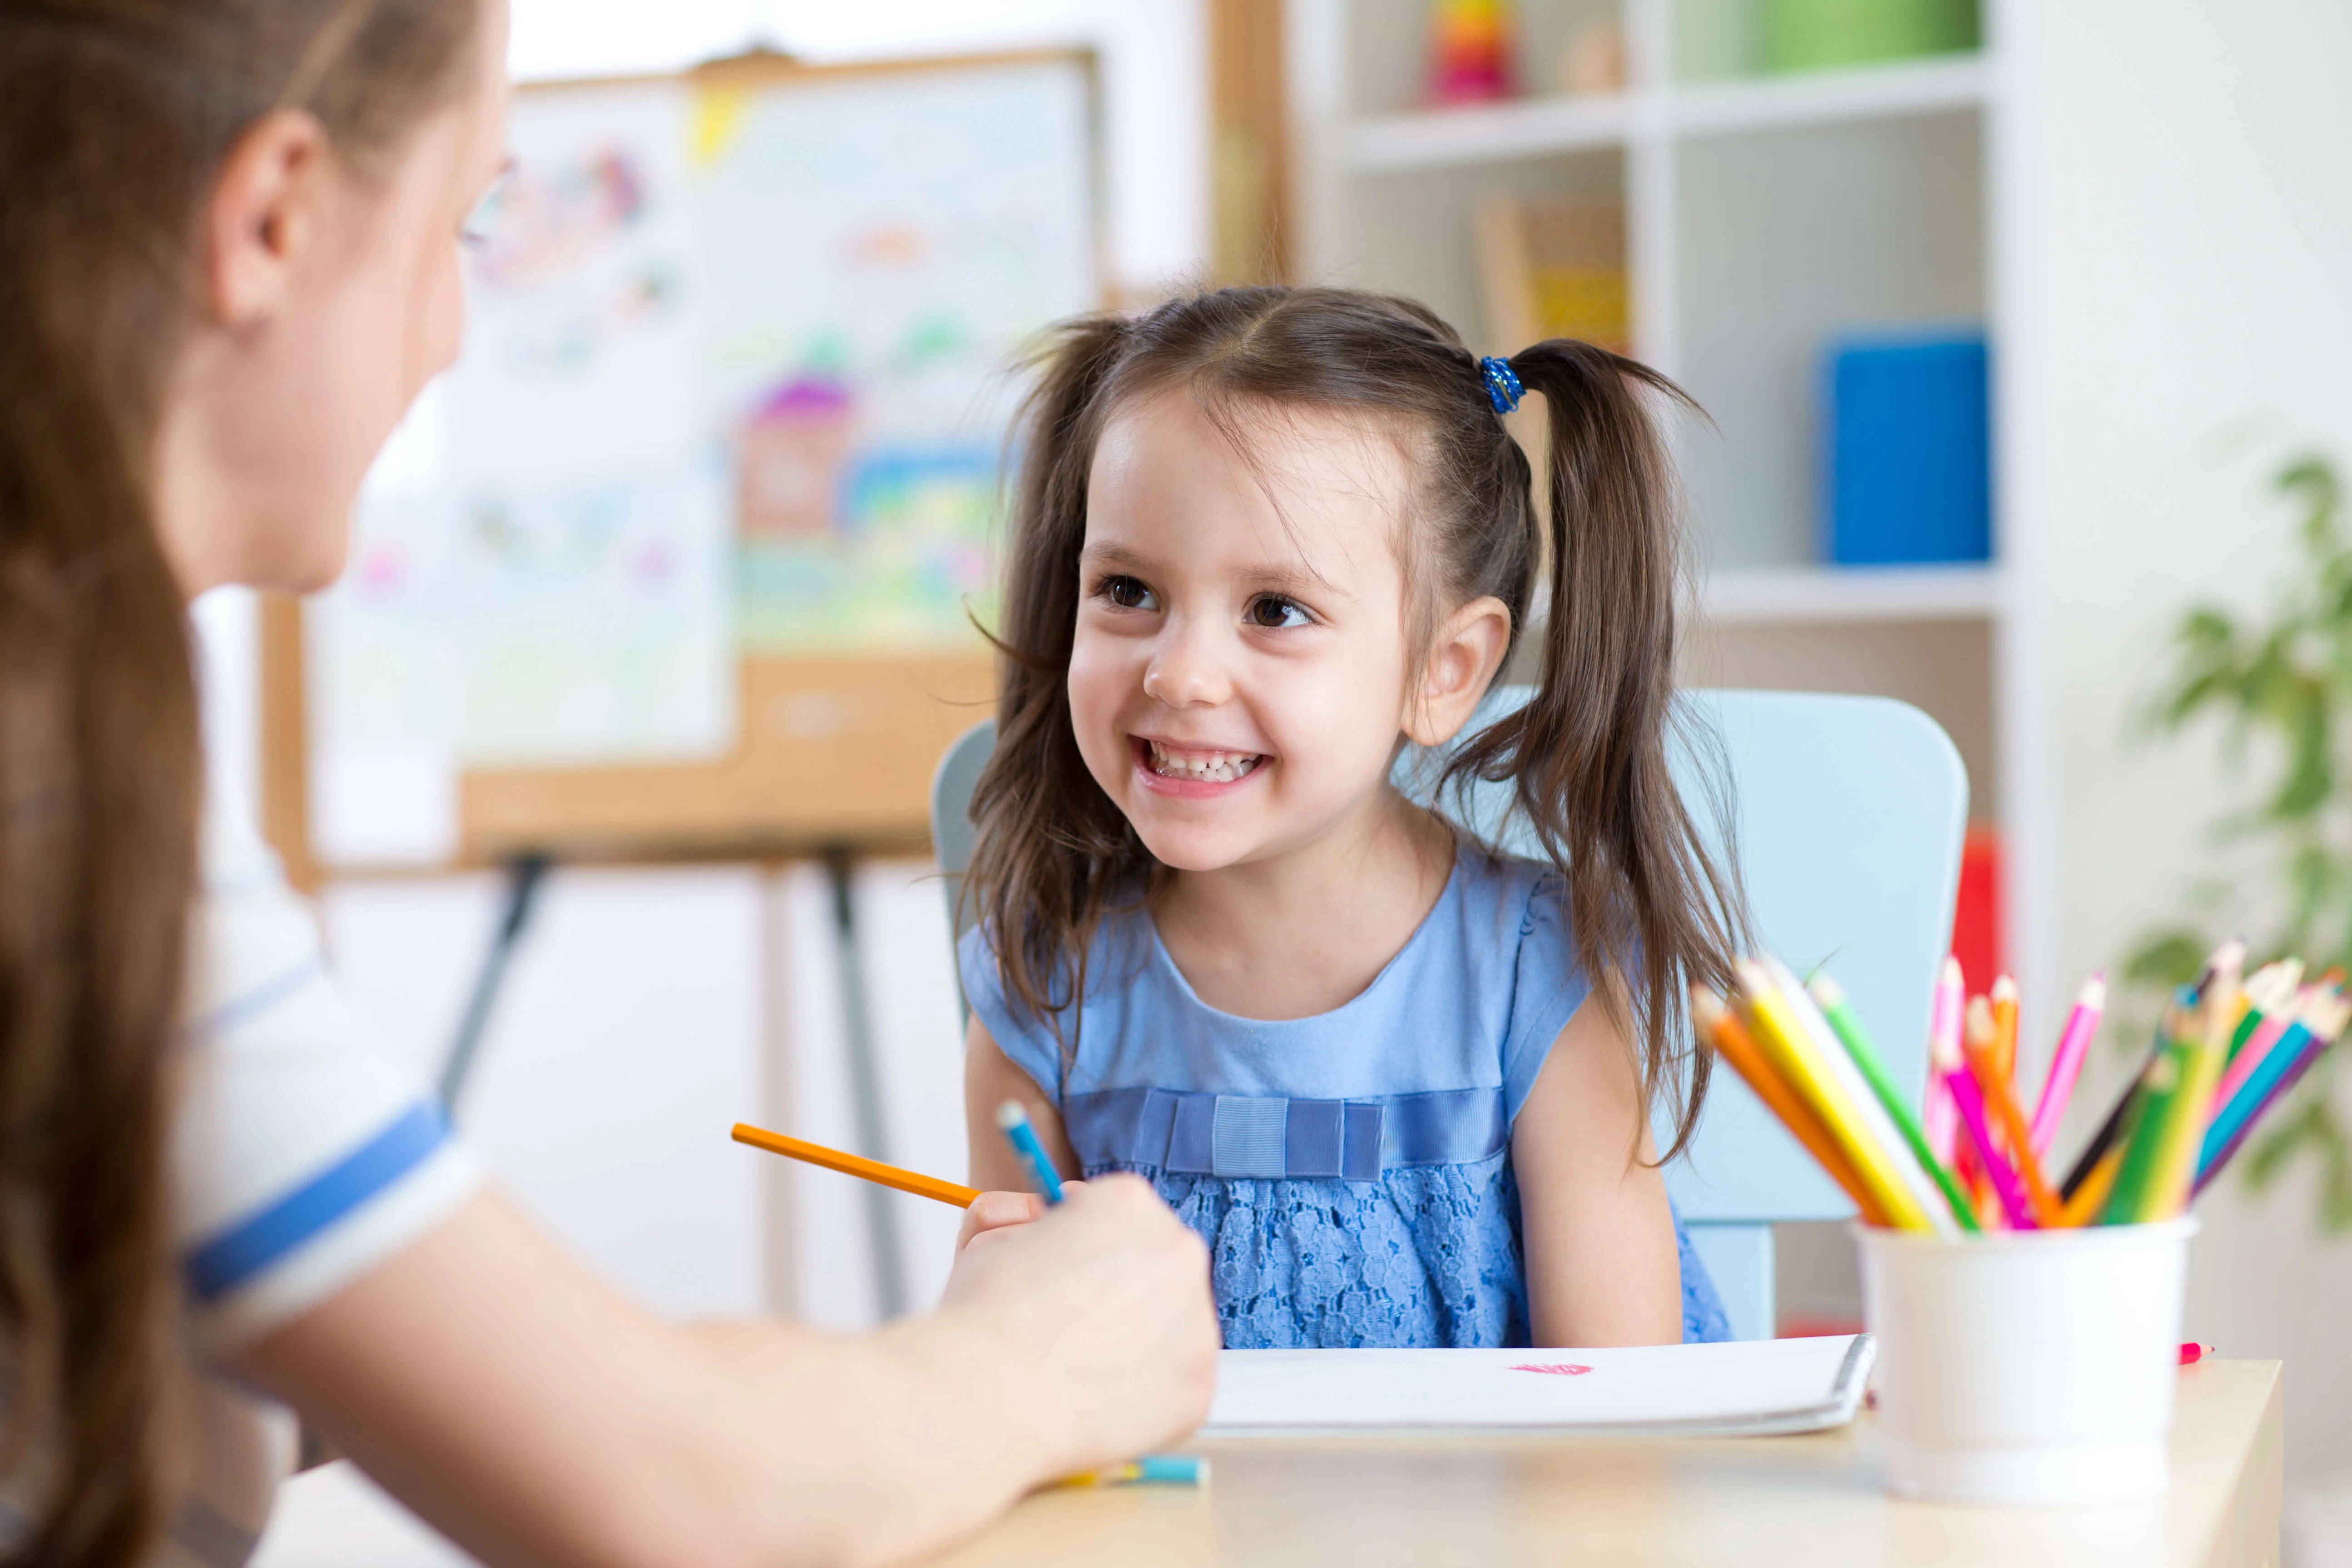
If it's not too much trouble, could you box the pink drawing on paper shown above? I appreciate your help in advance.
[1510,1363,1594,1376]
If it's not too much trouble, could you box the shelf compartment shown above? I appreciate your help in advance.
[1698,564,2001,626]
[1670,54,1991,139]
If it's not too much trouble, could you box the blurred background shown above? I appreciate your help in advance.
[220,2,2352,1562]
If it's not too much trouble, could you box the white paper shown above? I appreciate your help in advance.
[1201,1334,1875,1439]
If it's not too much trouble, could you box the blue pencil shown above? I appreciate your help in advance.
[998,1101,1066,1204]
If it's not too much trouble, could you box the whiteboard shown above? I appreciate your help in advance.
[307,53,1099,866]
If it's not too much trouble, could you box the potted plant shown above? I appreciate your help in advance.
[2126,455,2352,1230]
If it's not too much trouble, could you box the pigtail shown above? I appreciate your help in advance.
[1447,340,1744,1162]
[968,315,1151,1055]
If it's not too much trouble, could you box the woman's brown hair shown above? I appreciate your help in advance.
[968,285,1744,1155]
[0,3,479,1562]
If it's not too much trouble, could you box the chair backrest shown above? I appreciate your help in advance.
[931,688,1968,1334]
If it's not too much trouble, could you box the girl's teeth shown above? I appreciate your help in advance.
[1148,742,1260,784]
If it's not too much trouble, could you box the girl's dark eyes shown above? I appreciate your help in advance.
[1245,594,1312,630]
[1100,574,1158,611]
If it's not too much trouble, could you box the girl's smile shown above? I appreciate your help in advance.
[1133,735,1269,797]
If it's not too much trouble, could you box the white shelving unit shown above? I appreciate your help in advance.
[1287,0,2027,895]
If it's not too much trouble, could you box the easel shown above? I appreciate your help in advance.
[262,45,1099,1321]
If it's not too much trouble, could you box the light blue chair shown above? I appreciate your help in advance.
[930,688,1967,1340]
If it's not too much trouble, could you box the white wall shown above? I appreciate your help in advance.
[1999,0,2352,1513]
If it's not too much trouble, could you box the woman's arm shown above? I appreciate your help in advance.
[238,1180,1214,1568]
[1511,977,1685,1348]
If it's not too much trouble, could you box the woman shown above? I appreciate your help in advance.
[0,3,1218,1566]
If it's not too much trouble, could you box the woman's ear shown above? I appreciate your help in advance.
[203,109,330,329]
[1403,594,1513,748]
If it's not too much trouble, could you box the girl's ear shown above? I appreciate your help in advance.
[1403,594,1512,748]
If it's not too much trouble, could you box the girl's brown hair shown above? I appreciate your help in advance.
[968,285,1743,1154]
[0,3,479,1562]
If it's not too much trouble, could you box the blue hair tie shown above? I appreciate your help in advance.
[1479,355,1523,415]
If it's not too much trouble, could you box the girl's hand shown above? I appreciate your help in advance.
[955,1188,1056,1255]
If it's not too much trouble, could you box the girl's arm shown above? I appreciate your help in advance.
[964,1015,1078,1192]
[238,1181,1214,1568]
[1511,975,1686,1347]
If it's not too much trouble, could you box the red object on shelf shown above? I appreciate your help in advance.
[1429,0,1515,104]
[1952,824,2004,992]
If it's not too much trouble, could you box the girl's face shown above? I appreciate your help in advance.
[1068,391,1427,873]
[157,0,511,596]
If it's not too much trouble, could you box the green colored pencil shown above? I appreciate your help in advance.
[2101,999,2196,1224]
[1808,974,1980,1232]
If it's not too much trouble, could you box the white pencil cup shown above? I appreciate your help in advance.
[1855,1218,2196,1506]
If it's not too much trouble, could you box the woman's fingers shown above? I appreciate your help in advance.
[941,1175,1217,1472]
[954,1190,1048,1253]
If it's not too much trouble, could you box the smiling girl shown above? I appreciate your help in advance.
[958,287,1745,1349]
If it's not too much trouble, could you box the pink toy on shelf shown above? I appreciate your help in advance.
[1430,0,1515,105]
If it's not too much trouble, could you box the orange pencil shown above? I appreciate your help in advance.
[1693,987,1890,1226]
[732,1122,981,1207]
[1965,997,2063,1226]
[2058,1145,2123,1227]
[1991,974,2020,1087]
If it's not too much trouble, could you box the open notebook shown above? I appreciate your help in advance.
[1201,1334,1874,1439]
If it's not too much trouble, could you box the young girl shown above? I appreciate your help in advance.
[957,286,1746,1350]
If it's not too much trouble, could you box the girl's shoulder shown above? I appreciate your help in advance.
[1443,841,1592,1120]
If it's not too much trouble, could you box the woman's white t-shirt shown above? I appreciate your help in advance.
[132,786,480,1565]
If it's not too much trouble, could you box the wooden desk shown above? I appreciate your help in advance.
[929,1361,2283,1568]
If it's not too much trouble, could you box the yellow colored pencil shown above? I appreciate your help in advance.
[2139,950,2241,1220]
[1733,961,1936,1231]
[1695,986,1890,1226]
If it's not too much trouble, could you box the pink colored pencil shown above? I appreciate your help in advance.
[2210,993,2302,1112]
[2029,973,2105,1159]
[1943,1065,2036,1229]
[1925,956,1964,1162]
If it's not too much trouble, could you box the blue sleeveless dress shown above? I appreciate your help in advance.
[958,839,1731,1349]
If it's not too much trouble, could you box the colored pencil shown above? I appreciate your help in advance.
[998,1101,1067,1204]
[2139,949,2240,1219]
[1763,958,1956,1235]
[2100,1007,2193,1224]
[1990,974,2020,1087]
[2210,998,2296,1113]
[1943,1059,2036,1228]
[732,1122,980,1207]
[2195,991,2351,1194]
[2210,962,2312,1110]
[1696,987,1889,1226]
[2060,1059,2152,1201]
[1925,957,1964,1163]
[2058,1145,2124,1227]
[1807,974,1978,1231]
[2227,960,2302,1064]
[1733,962,1935,1231]
[1050,1455,1209,1489]
[1964,995,2062,1226]
[2062,939,2244,1200]
[2028,973,2104,1159]
[2179,1342,2216,1365]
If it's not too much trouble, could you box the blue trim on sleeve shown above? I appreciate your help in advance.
[184,1101,448,1303]
[184,951,327,1043]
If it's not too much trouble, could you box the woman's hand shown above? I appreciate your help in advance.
[939,1173,1218,1475]
[955,1188,1052,1254]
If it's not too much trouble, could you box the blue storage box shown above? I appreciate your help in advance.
[1823,331,1991,565]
